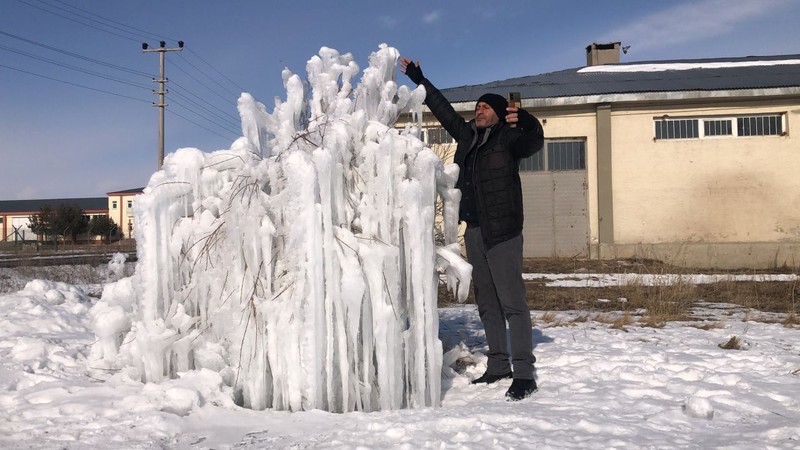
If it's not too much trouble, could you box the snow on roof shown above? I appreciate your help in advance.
[578,58,800,73]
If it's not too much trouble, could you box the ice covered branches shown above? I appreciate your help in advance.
[89,45,471,412]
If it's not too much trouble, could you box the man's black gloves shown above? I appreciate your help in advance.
[516,108,537,131]
[404,61,425,85]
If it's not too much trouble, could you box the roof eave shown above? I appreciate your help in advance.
[443,87,800,111]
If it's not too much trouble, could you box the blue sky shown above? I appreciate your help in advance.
[1,0,798,200]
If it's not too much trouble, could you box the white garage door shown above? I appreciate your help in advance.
[520,139,589,258]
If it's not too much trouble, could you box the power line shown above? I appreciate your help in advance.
[170,58,238,105]
[0,44,151,90]
[10,0,247,150]
[46,0,172,42]
[171,98,241,135]
[0,63,151,103]
[13,0,247,110]
[14,0,143,43]
[186,48,246,93]
[170,80,240,122]
[176,52,241,98]
[172,81,239,126]
[169,85,241,130]
[169,97,241,137]
[18,0,244,96]
[167,109,239,142]
[0,29,152,78]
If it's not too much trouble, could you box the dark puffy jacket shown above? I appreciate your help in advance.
[420,78,544,249]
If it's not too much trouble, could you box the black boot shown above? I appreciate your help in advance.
[505,378,537,401]
[471,370,512,384]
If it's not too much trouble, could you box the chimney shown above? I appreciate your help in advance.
[586,42,621,66]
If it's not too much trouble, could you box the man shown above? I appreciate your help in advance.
[400,57,544,401]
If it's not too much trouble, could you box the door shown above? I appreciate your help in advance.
[520,139,589,258]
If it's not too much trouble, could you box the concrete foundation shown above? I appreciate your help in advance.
[592,241,800,270]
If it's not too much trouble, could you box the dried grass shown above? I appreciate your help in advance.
[440,257,799,326]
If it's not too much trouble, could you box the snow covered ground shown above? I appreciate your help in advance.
[1,264,798,449]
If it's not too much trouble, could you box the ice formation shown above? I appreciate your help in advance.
[89,45,471,412]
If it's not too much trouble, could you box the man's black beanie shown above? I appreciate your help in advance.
[477,93,508,121]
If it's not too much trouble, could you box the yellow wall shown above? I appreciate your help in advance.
[609,99,800,244]
[397,95,800,267]
[107,193,139,238]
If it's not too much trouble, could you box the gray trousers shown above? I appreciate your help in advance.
[464,227,534,379]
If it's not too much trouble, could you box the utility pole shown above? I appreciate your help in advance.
[142,40,184,170]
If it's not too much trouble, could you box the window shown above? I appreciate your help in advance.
[112,201,118,209]
[704,119,732,137]
[738,115,783,136]
[520,139,585,172]
[424,127,453,145]
[655,118,699,140]
[548,140,586,171]
[127,200,133,209]
[520,149,544,171]
[654,114,785,140]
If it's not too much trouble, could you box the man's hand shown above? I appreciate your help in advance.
[400,57,424,85]
[506,106,519,128]
[506,107,538,131]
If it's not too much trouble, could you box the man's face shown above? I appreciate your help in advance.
[475,102,499,129]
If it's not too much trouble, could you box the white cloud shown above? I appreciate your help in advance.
[601,0,792,52]
[422,10,441,24]
[378,15,398,29]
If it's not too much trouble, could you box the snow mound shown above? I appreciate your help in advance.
[684,395,715,419]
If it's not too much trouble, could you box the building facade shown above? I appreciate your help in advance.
[0,187,143,242]
[403,46,800,268]
[106,188,144,239]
